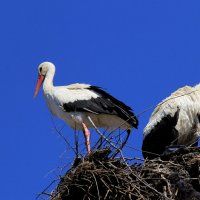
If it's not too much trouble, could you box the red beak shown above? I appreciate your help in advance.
[34,74,45,98]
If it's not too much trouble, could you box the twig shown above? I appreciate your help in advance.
[50,116,77,155]
[91,172,100,200]
[36,178,60,200]
[88,116,173,200]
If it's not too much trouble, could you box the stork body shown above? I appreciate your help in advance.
[34,62,138,154]
[143,84,200,159]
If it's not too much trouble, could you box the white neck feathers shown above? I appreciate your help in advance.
[194,83,200,90]
[43,64,55,93]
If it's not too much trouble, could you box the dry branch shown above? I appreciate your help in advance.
[45,147,200,200]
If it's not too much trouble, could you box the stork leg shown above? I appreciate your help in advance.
[82,122,91,155]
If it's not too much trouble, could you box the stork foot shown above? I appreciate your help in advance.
[82,123,91,155]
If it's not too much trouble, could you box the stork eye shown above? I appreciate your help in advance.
[39,67,42,73]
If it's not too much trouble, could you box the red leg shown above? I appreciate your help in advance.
[82,122,91,155]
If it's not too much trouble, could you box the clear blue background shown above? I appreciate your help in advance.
[1,1,200,199]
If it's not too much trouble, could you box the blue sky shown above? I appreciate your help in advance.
[1,1,200,199]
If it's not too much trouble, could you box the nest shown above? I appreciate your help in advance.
[49,147,200,200]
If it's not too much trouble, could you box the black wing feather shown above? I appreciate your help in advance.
[62,85,138,128]
[142,109,180,159]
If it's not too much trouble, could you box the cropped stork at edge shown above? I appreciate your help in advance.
[34,62,138,155]
[143,84,200,159]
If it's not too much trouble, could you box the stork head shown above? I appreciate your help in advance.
[34,62,55,97]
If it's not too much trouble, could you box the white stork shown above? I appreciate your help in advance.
[34,62,138,155]
[142,84,200,159]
